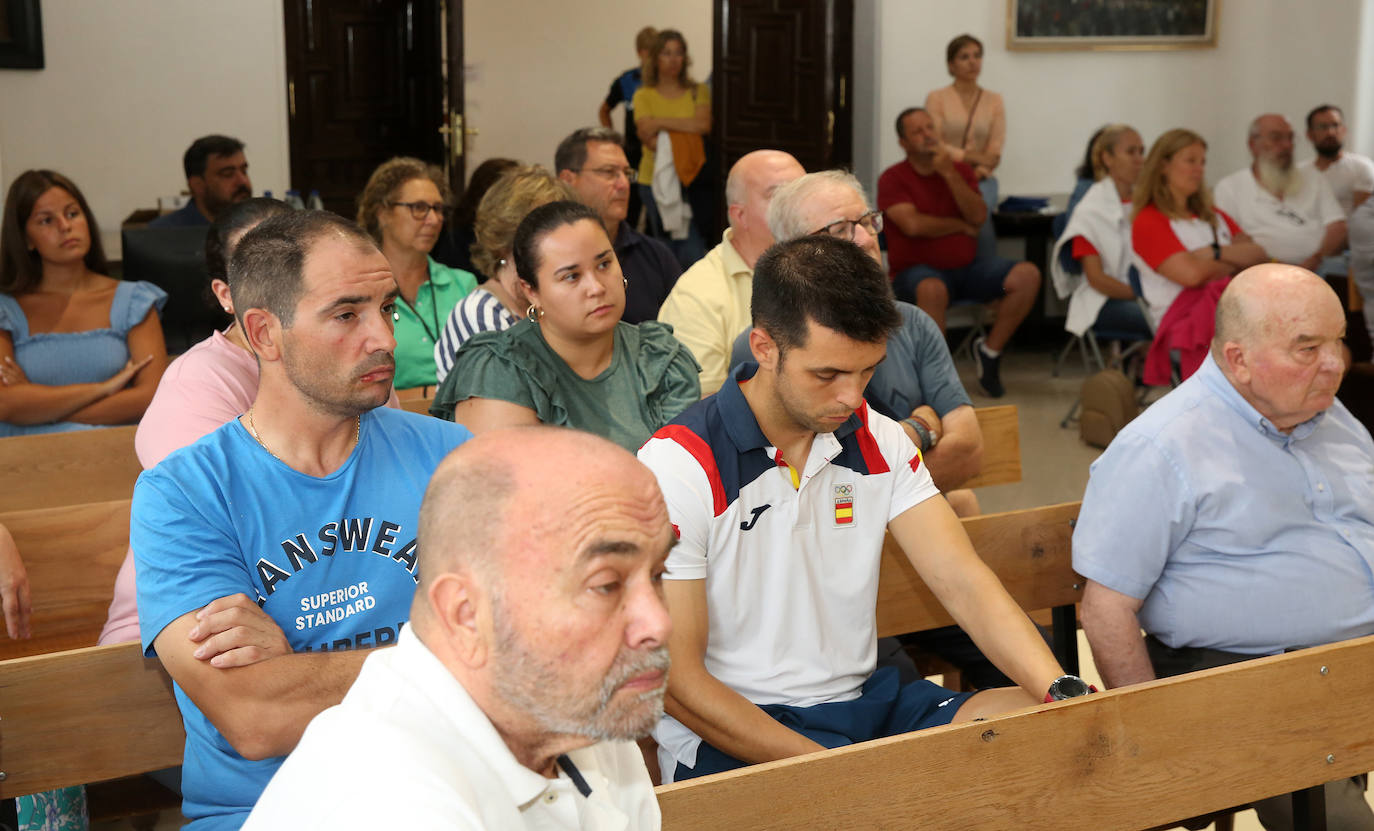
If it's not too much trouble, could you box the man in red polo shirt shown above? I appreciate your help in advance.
[878,107,1040,397]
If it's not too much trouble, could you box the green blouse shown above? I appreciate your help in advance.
[392,258,477,390]
[432,319,701,452]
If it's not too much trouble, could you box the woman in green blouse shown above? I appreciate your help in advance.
[432,200,699,451]
[357,157,477,391]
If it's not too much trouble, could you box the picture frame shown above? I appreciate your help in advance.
[1007,0,1219,52]
[0,0,44,70]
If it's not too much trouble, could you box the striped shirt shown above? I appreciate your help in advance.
[434,288,517,384]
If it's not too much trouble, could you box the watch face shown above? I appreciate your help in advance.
[1052,676,1090,699]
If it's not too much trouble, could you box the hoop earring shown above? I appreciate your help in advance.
[526,304,544,323]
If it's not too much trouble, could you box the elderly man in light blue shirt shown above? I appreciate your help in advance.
[1075,262,1374,831]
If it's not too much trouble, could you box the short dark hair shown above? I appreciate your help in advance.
[554,127,625,174]
[204,197,295,316]
[183,135,246,179]
[228,210,375,328]
[946,33,983,65]
[1306,104,1343,130]
[895,107,926,140]
[511,200,604,289]
[751,235,901,353]
[1,169,109,295]
[453,157,518,229]
[1075,125,1109,181]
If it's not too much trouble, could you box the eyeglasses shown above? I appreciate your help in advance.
[811,210,883,241]
[390,200,448,220]
[580,166,636,182]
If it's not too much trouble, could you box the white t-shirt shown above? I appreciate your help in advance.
[636,364,938,780]
[244,627,660,830]
[1302,153,1374,217]
[1213,166,1344,264]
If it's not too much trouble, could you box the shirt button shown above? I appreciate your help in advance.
[1317,483,1325,491]
[544,792,558,804]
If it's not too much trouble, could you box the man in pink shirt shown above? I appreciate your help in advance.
[878,108,1041,398]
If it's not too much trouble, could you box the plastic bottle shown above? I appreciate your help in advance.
[263,190,273,199]
[285,189,306,210]
[306,190,325,211]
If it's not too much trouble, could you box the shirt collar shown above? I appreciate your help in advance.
[718,362,865,453]
[425,257,456,287]
[719,229,754,279]
[399,627,572,809]
[1195,351,1326,441]
[614,221,646,254]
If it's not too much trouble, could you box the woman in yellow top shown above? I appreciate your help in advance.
[633,28,712,268]
[925,33,1005,251]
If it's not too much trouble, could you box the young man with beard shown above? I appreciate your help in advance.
[246,428,671,829]
[150,134,254,227]
[1303,104,1374,218]
[638,235,1073,784]
[133,211,472,828]
[1214,114,1346,271]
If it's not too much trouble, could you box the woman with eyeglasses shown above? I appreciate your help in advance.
[432,200,700,452]
[357,157,478,391]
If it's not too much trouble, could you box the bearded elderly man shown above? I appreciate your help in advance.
[245,427,671,829]
[1213,114,1346,271]
[1075,264,1374,831]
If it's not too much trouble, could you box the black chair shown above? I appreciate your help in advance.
[120,226,221,354]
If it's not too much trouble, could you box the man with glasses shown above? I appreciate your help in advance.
[879,108,1042,397]
[659,149,805,395]
[1302,104,1374,218]
[556,127,681,322]
[736,170,984,517]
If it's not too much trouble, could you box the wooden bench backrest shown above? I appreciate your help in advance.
[0,641,183,797]
[876,500,1079,638]
[656,633,1374,830]
[0,426,141,512]
[0,499,131,660]
[963,404,1020,490]
[400,396,433,415]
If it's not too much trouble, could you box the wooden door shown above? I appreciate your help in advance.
[283,0,447,216]
[711,0,853,228]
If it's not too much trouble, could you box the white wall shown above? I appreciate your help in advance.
[463,1,712,174]
[0,0,290,257]
[856,0,1366,199]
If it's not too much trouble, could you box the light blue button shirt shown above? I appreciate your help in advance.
[1073,352,1374,654]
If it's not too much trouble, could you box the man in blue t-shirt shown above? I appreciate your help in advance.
[133,210,472,829]
[598,26,657,227]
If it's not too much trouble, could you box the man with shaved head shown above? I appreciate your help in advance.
[1075,264,1374,829]
[1214,114,1347,271]
[658,149,805,395]
[247,427,670,829]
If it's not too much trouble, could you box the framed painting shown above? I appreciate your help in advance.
[1007,0,1218,51]
[0,0,43,69]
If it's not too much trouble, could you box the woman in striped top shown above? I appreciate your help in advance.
[433,165,572,383]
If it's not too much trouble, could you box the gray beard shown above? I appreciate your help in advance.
[1256,159,1301,199]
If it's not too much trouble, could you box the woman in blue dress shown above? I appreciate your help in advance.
[0,170,168,436]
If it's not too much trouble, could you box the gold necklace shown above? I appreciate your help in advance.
[247,408,360,463]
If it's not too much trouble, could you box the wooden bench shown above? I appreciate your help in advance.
[654,634,1374,830]
[963,404,1020,490]
[0,499,131,660]
[0,500,1079,798]
[0,426,141,512]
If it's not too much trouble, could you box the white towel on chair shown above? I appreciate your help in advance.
[1050,178,1132,336]
[652,131,692,240]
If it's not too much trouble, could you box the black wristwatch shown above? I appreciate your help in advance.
[1044,674,1097,702]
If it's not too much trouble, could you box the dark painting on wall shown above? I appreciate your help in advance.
[0,0,44,69]
[1008,0,1218,51]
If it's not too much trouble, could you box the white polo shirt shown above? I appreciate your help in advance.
[244,627,660,830]
[1213,166,1344,264]
[637,362,938,777]
[1302,153,1374,217]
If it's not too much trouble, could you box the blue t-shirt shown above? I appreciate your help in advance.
[133,406,471,830]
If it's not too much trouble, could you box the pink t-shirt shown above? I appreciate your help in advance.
[99,330,402,644]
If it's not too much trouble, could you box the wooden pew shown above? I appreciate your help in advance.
[400,396,434,415]
[0,426,141,512]
[963,404,1020,490]
[656,634,1374,830]
[0,499,130,660]
[0,501,1079,798]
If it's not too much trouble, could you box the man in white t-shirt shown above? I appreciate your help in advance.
[246,428,669,829]
[1303,104,1374,218]
[637,235,1074,784]
[1214,113,1346,271]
